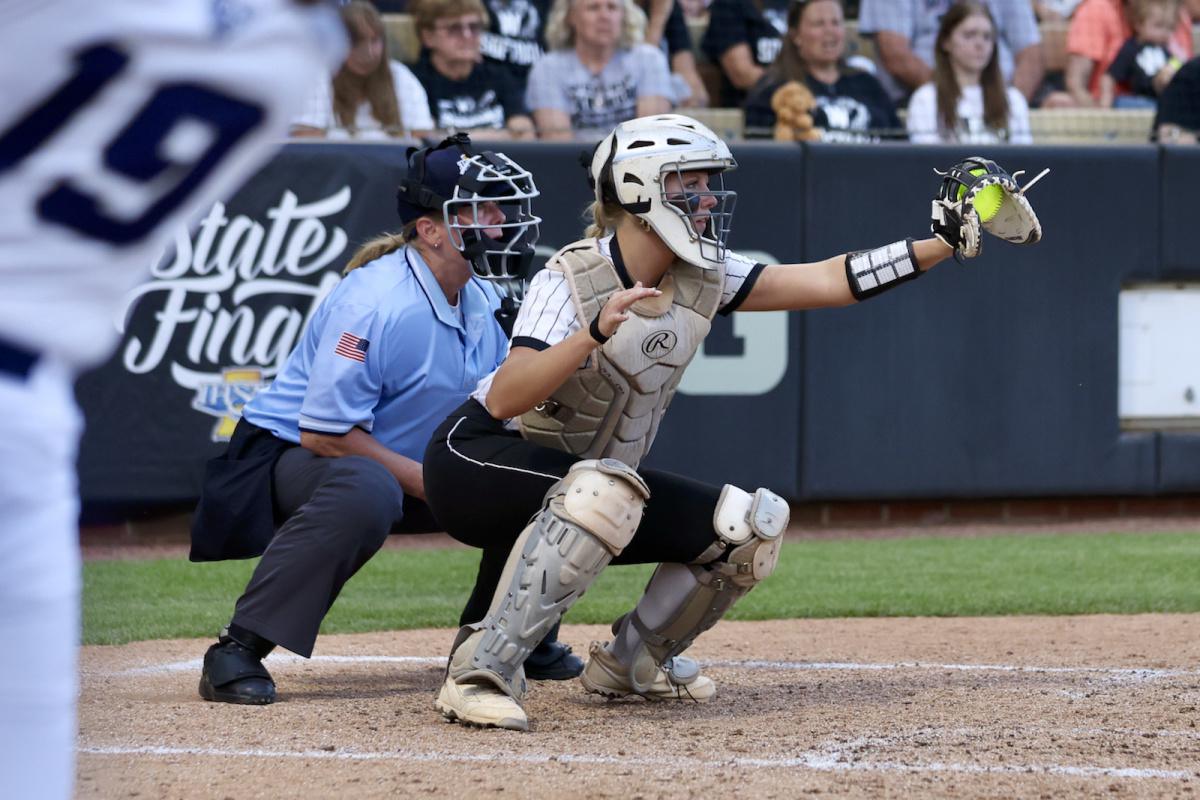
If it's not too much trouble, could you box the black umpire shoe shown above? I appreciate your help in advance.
[524,622,584,681]
[198,625,277,705]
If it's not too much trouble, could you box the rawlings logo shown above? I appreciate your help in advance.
[641,330,677,358]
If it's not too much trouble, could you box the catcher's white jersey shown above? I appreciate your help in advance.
[0,3,343,798]
[0,0,343,368]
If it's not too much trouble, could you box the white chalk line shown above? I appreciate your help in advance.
[103,654,1200,681]
[106,655,445,676]
[76,742,1197,781]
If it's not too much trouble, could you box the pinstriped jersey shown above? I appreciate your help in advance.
[470,233,765,419]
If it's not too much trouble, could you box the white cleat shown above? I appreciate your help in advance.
[435,676,529,731]
[580,641,716,702]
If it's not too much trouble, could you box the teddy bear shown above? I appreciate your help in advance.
[770,80,822,142]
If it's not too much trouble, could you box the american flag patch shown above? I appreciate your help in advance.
[334,332,369,363]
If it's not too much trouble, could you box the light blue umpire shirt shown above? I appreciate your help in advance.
[242,244,508,462]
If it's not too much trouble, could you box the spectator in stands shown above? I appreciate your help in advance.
[858,0,1045,104]
[1064,0,1193,106]
[636,0,710,106]
[479,0,553,85]
[701,0,789,107]
[1033,0,1084,20]
[525,0,673,139]
[291,1,434,139]
[906,1,1033,143]
[413,0,537,137]
[1155,55,1200,140]
[677,0,710,18]
[1099,0,1184,106]
[744,0,900,139]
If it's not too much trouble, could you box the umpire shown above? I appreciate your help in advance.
[189,134,580,705]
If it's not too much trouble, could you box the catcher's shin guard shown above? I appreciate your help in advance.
[598,485,788,696]
[446,459,649,697]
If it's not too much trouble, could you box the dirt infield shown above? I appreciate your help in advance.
[78,615,1200,799]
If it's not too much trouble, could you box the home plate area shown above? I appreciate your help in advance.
[78,617,1200,799]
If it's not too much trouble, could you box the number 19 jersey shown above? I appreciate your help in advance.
[0,0,345,369]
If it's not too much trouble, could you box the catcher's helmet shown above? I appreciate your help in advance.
[589,115,737,270]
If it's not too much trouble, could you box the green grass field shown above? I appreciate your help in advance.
[83,531,1200,646]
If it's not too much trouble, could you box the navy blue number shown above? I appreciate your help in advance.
[0,42,265,245]
[0,44,128,174]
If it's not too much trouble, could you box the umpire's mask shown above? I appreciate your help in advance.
[396,133,541,288]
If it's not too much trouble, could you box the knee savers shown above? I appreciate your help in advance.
[557,458,650,553]
[707,483,788,586]
[448,459,649,693]
[626,484,788,665]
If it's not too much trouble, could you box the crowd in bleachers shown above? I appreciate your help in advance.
[290,0,1200,144]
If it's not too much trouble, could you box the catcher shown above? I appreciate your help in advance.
[420,115,1045,731]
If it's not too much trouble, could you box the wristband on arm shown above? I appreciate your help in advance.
[844,238,921,301]
[588,313,610,344]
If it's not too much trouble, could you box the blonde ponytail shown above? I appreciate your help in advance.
[342,220,420,275]
[583,200,627,239]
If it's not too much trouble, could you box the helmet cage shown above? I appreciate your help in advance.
[590,115,739,270]
[444,150,542,286]
[658,161,737,266]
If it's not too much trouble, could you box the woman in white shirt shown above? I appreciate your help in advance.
[905,1,1031,145]
[291,1,435,139]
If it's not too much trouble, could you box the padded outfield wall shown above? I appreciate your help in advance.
[75,142,1200,506]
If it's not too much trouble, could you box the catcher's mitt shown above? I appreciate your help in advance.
[931,156,1047,259]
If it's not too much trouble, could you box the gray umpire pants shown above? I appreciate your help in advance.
[230,447,406,657]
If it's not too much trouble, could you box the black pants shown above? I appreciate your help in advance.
[425,399,725,625]
[231,446,437,657]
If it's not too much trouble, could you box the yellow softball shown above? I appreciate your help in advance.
[957,168,1004,223]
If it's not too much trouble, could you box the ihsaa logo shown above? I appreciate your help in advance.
[192,369,269,442]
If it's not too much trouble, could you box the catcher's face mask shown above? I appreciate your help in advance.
[661,168,735,252]
[444,150,541,286]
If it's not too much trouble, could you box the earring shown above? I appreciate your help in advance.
[432,241,442,249]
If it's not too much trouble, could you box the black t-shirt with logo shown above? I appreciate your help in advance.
[1107,38,1173,99]
[480,0,552,83]
[701,0,789,106]
[412,53,528,131]
[744,70,901,140]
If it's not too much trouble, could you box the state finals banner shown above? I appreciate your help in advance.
[75,142,805,508]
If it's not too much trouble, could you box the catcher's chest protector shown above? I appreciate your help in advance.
[519,239,725,468]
